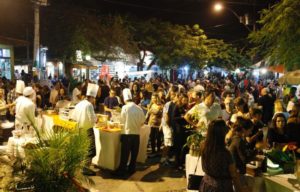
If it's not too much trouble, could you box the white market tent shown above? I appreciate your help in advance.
[278,70,300,85]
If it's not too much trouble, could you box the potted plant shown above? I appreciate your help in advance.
[20,126,93,192]
[185,131,204,157]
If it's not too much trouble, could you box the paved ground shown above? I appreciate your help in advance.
[85,156,187,192]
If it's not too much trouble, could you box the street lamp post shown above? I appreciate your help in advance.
[213,2,252,32]
[31,0,48,79]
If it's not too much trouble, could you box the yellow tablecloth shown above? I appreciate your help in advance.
[40,115,78,133]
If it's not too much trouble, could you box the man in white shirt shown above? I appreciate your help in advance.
[15,87,37,128]
[71,83,98,176]
[184,90,217,131]
[115,88,145,176]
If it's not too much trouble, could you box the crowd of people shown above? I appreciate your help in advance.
[1,71,300,192]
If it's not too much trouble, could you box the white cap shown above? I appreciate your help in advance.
[23,87,34,96]
[123,88,132,101]
[16,80,25,94]
[86,83,99,98]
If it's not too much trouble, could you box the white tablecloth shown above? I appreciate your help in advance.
[264,174,300,192]
[6,136,38,158]
[184,153,299,192]
[185,154,204,192]
[92,124,150,170]
[37,115,54,134]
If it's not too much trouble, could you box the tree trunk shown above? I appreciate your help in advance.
[146,57,157,70]
[137,50,146,71]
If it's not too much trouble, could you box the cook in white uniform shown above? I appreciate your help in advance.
[15,87,37,129]
[115,88,145,175]
[71,83,98,175]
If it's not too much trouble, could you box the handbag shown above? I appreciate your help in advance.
[187,155,203,190]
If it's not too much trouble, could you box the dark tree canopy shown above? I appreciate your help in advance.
[249,0,300,71]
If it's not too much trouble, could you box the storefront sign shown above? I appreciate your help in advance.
[76,50,83,62]
[99,64,111,80]
[2,49,10,58]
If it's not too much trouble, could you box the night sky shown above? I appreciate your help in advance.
[0,0,277,46]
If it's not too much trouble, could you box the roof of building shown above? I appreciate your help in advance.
[0,36,29,47]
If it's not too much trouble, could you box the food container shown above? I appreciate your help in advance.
[46,110,57,115]
[97,114,109,123]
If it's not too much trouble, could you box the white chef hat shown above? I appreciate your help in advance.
[86,83,99,98]
[23,87,34,97]
[16,80,25,94]
[123,88,132,101]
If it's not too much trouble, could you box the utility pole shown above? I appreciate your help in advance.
[32,0,48,79]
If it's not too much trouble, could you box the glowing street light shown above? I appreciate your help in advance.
[213,2,251,32]
[214,2,223,12]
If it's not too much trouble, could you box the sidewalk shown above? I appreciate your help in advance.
[85,156,187,192]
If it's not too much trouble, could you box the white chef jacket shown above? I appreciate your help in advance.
[15,96,37,128]
[70,99,96,130]
[120,102,145,135]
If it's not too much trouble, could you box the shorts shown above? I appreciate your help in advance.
[162,125,173,146]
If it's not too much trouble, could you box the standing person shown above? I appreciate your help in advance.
[139,90,150,114]
[15,87,38,128]
[147,93,163,156]
[188,91,202,109]
[160,93,174,166]
[222,96,234,122]
[98,80,110,104]
[184,90,216,131]
[104,89,119,118]
[115,88,145,175]
[0,88,7,121]
[267,113,290,147]
[247,108,264,149]
[172,94,189,169]
[49,82,60,108]
[72,82,82,105]
[7,81,17,121]
[131,83,141,105]
[71,83,98,176]
[200,120,246,192]
[227,117,255,186]
[257,88,275,125]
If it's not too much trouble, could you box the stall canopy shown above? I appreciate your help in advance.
[250,60,285,74]
[72,63,98,70]
[278,70,300,85]
[268,65,285,73]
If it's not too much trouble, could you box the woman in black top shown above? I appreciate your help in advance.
[200,120,246,192]
[227,117,254,185]
[267,113,290,147]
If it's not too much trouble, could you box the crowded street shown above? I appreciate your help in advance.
[1,0,300,192]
